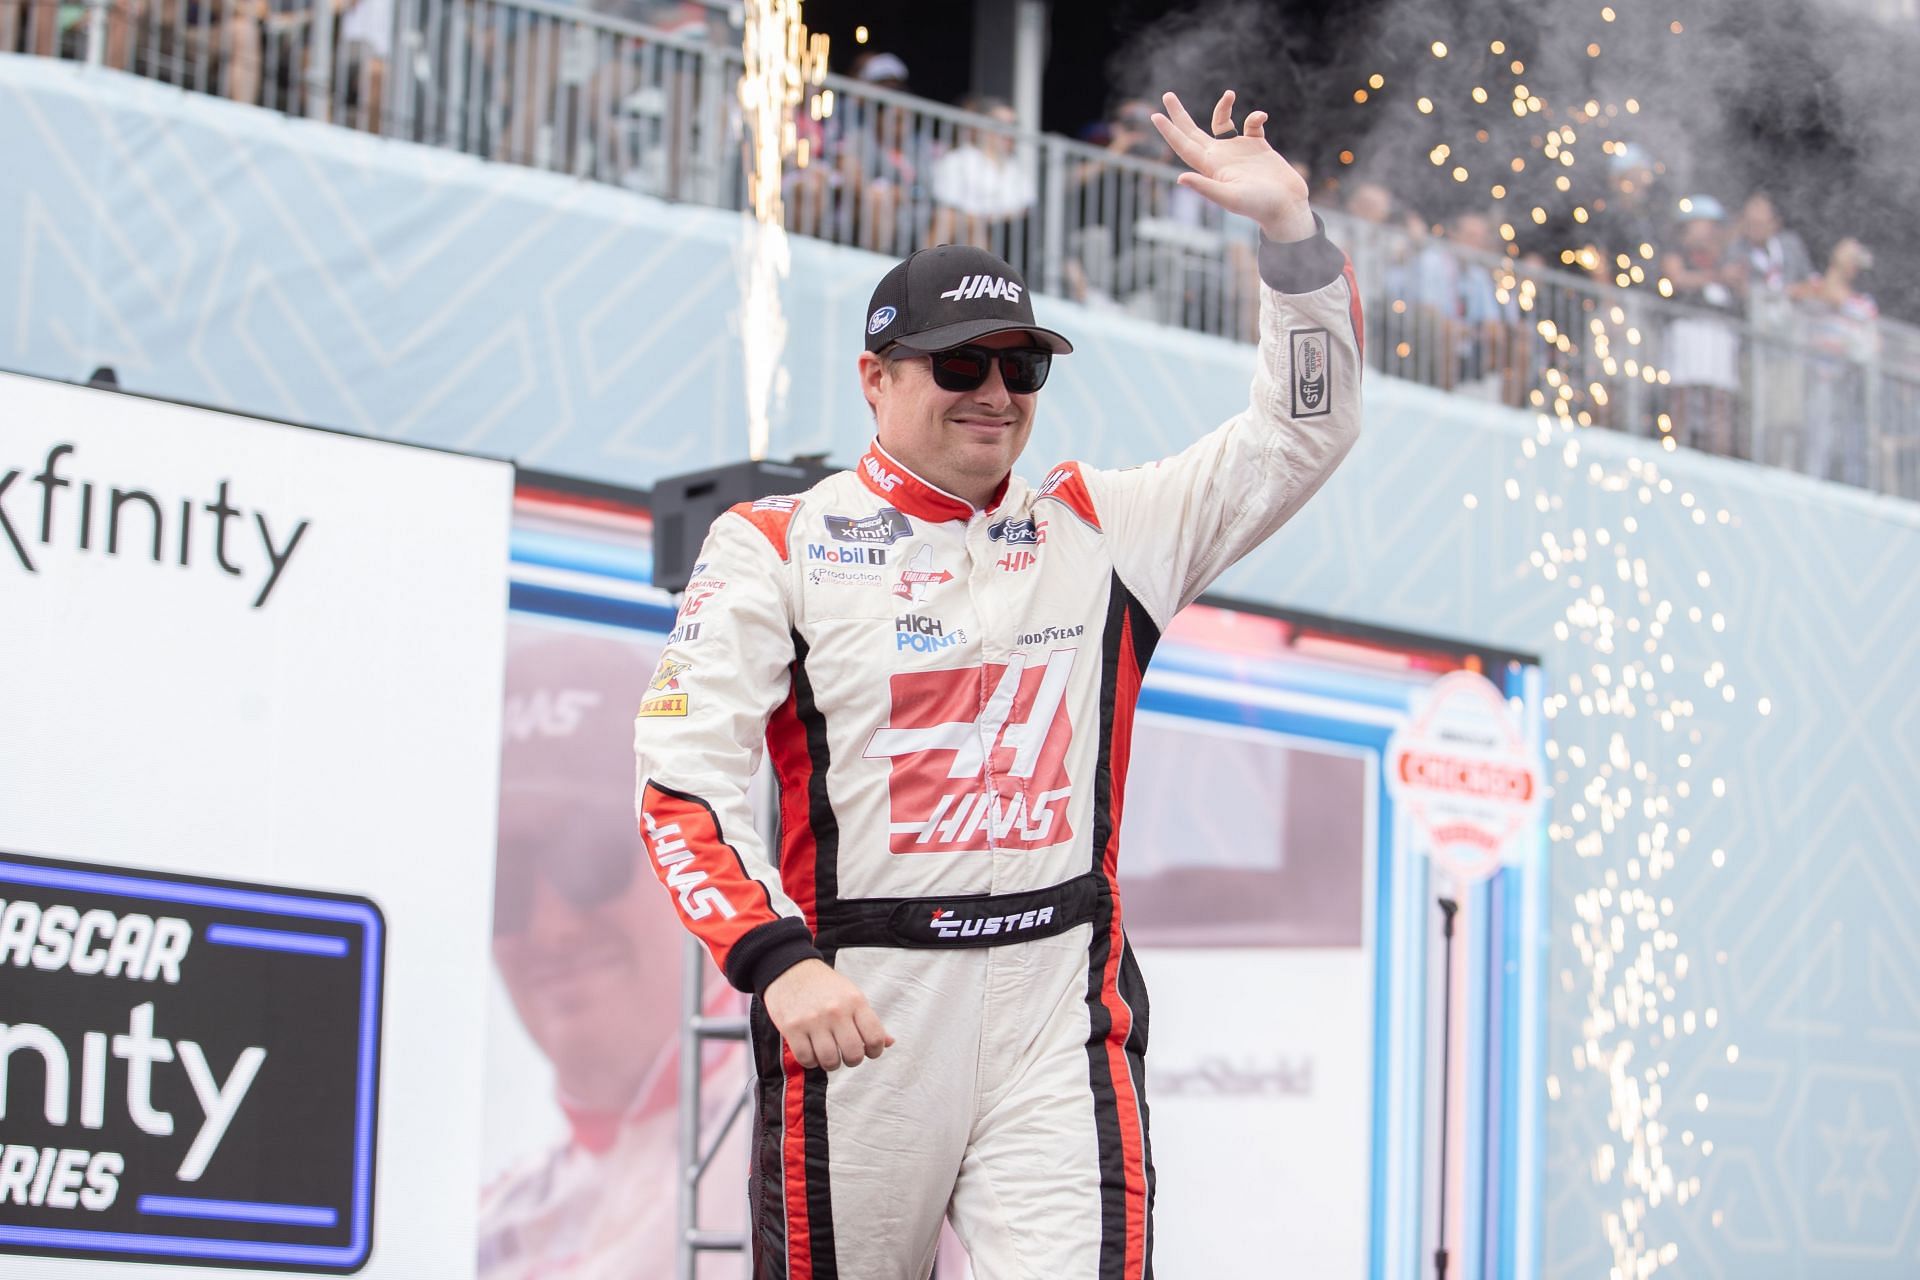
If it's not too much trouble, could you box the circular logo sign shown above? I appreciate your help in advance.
[867,306,897,336]
[1386,670,1543,882]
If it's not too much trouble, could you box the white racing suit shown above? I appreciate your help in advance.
[634,224,1363,1280]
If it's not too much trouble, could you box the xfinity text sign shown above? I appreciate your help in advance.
[0,852,383,1271]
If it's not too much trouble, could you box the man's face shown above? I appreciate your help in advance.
[983,106,1017,156]
[1345,183,1391,225]
[1681,218,1723,258]
[492,833,677,1085]
[1450,214,1494,253]
[862,330,1039,501]
[1741,195,1778,240]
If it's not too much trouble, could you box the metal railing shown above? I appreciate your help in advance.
[12,0,1919,499]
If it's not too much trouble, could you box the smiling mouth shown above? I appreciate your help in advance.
[516,941,630,989]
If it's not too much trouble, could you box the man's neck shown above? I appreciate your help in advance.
[555,1064,649,1116]
[873,441,1000,511]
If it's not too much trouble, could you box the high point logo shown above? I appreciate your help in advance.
[1,443,311,608]
[895,613,966,653]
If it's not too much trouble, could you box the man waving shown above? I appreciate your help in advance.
[634,89,1363,1278]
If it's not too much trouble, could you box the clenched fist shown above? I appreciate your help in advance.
[764,958,895,1071]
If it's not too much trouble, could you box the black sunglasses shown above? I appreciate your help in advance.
[908,344,1053,395]
[493,835,637,936]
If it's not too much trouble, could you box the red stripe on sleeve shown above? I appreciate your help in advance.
[639,783,779,974]
[1342,257,1365,359]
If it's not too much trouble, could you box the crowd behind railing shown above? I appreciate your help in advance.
[8,0,1917,498]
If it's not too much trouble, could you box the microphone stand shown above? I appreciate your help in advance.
[1434,895,1459,1280]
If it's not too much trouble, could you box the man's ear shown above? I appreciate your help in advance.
[858,351,888,412]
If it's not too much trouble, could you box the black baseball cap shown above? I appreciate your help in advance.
[864,244,1074,355]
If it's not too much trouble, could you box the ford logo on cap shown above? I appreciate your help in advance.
[867,305,897,335]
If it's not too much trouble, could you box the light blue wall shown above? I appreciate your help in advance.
[7,55,1920,1277]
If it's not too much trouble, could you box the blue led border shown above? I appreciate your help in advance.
[0,855,382,1271]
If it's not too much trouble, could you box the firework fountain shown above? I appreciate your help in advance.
[735,0,830,462]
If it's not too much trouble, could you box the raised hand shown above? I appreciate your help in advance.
[1151,90,1315,243]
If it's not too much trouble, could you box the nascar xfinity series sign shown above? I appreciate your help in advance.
[0,852,383,1271]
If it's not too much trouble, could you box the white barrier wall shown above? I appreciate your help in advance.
[0,373,514,1274]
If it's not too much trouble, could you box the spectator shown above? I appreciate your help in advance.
[1659,196,1744,458]
[826,52,932,254]
[1445,210,1523,402]
[334,0,390,131]
[1730,192,1816,300]
[1395,205,1499,392]
[1059,98,1170,309]
[0,0,59,56]
[1800,237,1879,487]
[1337,180,1399,370]
[1729,191,1818,462]
[930,96,1035,262]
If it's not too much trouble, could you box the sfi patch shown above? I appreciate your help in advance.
[1289,327,1332,418]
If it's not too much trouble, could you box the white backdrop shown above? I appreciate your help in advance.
[0,372,514,1275]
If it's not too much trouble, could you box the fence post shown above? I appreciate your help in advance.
[307,0,337,120]
[443,0,468,148]
[693,43,728,209]
[1041,136,1065,299]
[82,0,108,66]
[1864,348,1885,494]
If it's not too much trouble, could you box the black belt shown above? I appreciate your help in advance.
[811,871,1107,950]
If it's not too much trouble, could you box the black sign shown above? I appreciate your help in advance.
[0,851,383,1271]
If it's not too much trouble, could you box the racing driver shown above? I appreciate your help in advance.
[633,89,1363,1278]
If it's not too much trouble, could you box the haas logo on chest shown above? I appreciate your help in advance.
[863,650,1077,853]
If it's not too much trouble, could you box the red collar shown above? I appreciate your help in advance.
[856,441,1007,522]
[558,1055,677,1155]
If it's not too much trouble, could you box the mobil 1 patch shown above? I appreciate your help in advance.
[0,850,384,1272]
[1289,327,1332,418]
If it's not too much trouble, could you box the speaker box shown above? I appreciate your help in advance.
[650,456,836,593]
